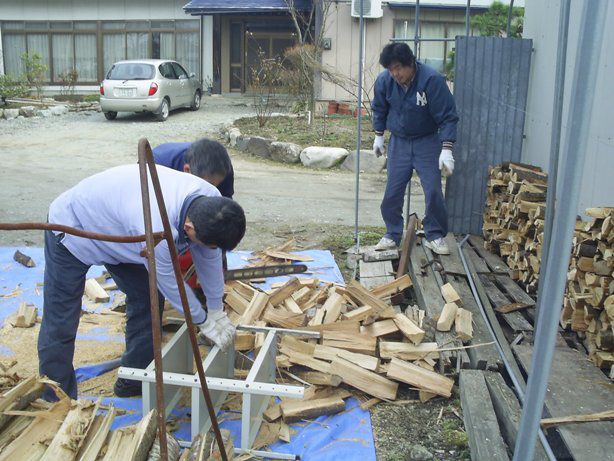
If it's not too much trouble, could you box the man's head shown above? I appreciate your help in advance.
[183,139,232,187]
[379,42,416,86]
[185,196,246,251]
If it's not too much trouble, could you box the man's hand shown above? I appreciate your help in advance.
[438,149,454,177]
[197,310,235,351]
[373,135,385,157]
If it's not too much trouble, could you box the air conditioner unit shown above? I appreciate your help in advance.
[351,0,383,19]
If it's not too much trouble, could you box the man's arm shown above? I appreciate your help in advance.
[190,244,224,312]
[426,74,459,147]
[153,240,207,324]
[371,75,390,135]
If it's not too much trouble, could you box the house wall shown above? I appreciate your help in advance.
[522,0,614,215]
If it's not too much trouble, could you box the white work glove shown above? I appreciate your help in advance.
[373,135,385,157]
[438,148,454,177]
[197,310,235,351]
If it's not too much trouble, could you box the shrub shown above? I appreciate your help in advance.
[0,74,29,105]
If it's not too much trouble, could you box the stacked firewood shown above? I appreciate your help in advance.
[483,163,613,370]
[482,162,549,293]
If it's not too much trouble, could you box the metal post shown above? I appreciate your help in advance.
[506,0,515,37]
[139,139,228,460]
[465,0,471,36]
[534,0,571,320]
[137,145,169,461]
[513,2,607,460]
[353,0,365,249]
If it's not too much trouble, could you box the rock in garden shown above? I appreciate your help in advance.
[19,106,36,117]
[228,127,242,147]
[300,146,349,169]
[0,109,4,119]
[35,109,52,117]
[3,109,19,120]
[50,105,68,116]
[341,149,386,173]
[245,136,273,158]
[407,445,434,461]
[270,142,302,164]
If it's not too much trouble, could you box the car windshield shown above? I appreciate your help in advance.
[106,63,155,80]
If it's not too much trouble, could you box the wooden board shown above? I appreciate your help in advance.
[478,274,533,333]
[459,370,510,461]
[494,275,536,307]
[359,260,394,290]
[331,356,398,401]
[387,358,453,397]
[464,246,491,274]
[469,235,512,275]
[281,396,345,423]
[438,235,467,275]
[514,344,614,461]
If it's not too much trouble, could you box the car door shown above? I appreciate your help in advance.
[158,62,179,108]
[171,62,191,107]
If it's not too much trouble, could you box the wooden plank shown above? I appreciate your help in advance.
[464,246,491,273]
[379,342,439,361]
[282,350,331,374]
[359,260,394,279]
[393,313,425,345]
[396,214,418,278]
[541,410,614,429]
[361,319,399,337]
[514,343,614,461]
[264,250,313,262]
[438,235,467,275]
[331,356,398,400]
[436,302,458,332]
[84,278,110,303]
[469,235,512,275]
[313,344,379,371]
[239,292,270,325]
[459,370,510,461]
[294,371,342,387]
[479,274,533,333]
[484,372,547,461]
[281,396,345,423]
[387,358,454,397]
[494,275,536,307]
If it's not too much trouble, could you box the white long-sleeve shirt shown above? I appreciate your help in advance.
[48,164,224,324]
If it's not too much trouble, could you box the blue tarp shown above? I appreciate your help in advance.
[0,246,375,460]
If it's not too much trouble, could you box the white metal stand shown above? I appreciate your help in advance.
[118,324,319,460]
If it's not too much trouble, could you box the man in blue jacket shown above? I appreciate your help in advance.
[372,43,458,255]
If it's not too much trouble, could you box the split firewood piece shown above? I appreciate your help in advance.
[313,344,379,371]
[379,342,440,361]
[264,250,313,262]
[234,332,255,351]
[455,308,473,341]
[342,305,376,323]
[295,371,342,387]
[84,278,110,303]
[321,292,345,324]
[0,375,44,431]
[226,280,257,302]
[239,292,270,325]
[281,396,346,423]
[387,358,454,398]
[253,320,267,354]
[269,277,302,306]
[370,274,413,299]
[331,356,398,400]
[345,280,397,319]
[76,403,116,461]
[284,351,332,374]
[283,297,303,314]
[13,303,38,328]
[440,283,461,305]
[361,319,400,337]
[322,330,377,355]
[437,302,458,332]
[262,306,305,329]
[419,390,438,403]
[279,422,291,443]
[263,401,282,422]
[225,290,250,315]
[13,250,35,268]
[196,428,234,461]
[393,313,425,345]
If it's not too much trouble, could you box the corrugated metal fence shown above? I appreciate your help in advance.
[445,36,533,234]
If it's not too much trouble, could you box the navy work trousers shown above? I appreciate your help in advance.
[381,133,448,244]
[38,230,163,399]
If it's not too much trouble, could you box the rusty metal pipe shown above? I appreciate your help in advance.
[138,146,169,461]
[0,222,165,244]
[139,139,228,460]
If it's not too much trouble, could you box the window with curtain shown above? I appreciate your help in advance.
[103,34,126,75]
[175,32,198,75]
[52,34,74,81]
[420,22,445,72]
[160,33,174,60]
[75,34,97,81]
[26,34,51,80]
[2,35,26,76]
[127,32,148,60]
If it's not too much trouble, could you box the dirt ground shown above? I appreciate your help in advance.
[0,96,462,461]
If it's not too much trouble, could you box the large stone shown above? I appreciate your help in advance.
[245,136,273,158]
[35,109,52,117]
[235,135,250,151]
[341,149,387,173]
[50,105,68,116]
[407,445,434,461]
[269,142,301,164]
[3,109,19,120]
[300,146,349,169]
[19,106,36,117]
[0,109,3,119]
[228,128,242,147]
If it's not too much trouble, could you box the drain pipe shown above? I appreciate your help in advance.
[458,236,556,461]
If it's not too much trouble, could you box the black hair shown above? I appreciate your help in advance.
[379,42,416,69]
[187,196,246,251]
[184,138,232,179]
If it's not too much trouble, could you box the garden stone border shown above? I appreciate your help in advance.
[0,99,100,121]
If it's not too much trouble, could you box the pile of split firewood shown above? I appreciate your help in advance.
[483,163,613,372]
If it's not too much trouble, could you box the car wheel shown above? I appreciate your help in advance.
[104,111,117,121]
[156,98,170,122]
[190,91,201,111]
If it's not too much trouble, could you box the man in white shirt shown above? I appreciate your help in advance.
[39,164,246,399]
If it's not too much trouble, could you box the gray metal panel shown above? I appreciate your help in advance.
[446,36,533,234]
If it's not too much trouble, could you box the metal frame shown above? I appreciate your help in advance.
[119,324,319,460]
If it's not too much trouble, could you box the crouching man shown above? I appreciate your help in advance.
[38,164,246,400]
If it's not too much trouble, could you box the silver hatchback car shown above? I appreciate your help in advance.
[99,59,202,121]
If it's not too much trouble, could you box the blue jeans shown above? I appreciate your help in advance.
[38,230,163,399]
[381,133,448,244]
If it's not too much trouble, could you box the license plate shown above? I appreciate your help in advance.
[115,88,135,97]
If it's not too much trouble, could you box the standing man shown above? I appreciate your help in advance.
[153,138,234,287]
[372,42,458,255]
[39,164,246,399]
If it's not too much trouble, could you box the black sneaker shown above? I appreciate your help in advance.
[113,378,142,397]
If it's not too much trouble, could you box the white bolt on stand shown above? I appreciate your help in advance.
[118,323,320,460]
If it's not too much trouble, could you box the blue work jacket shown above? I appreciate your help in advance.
[372,61,458,143]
